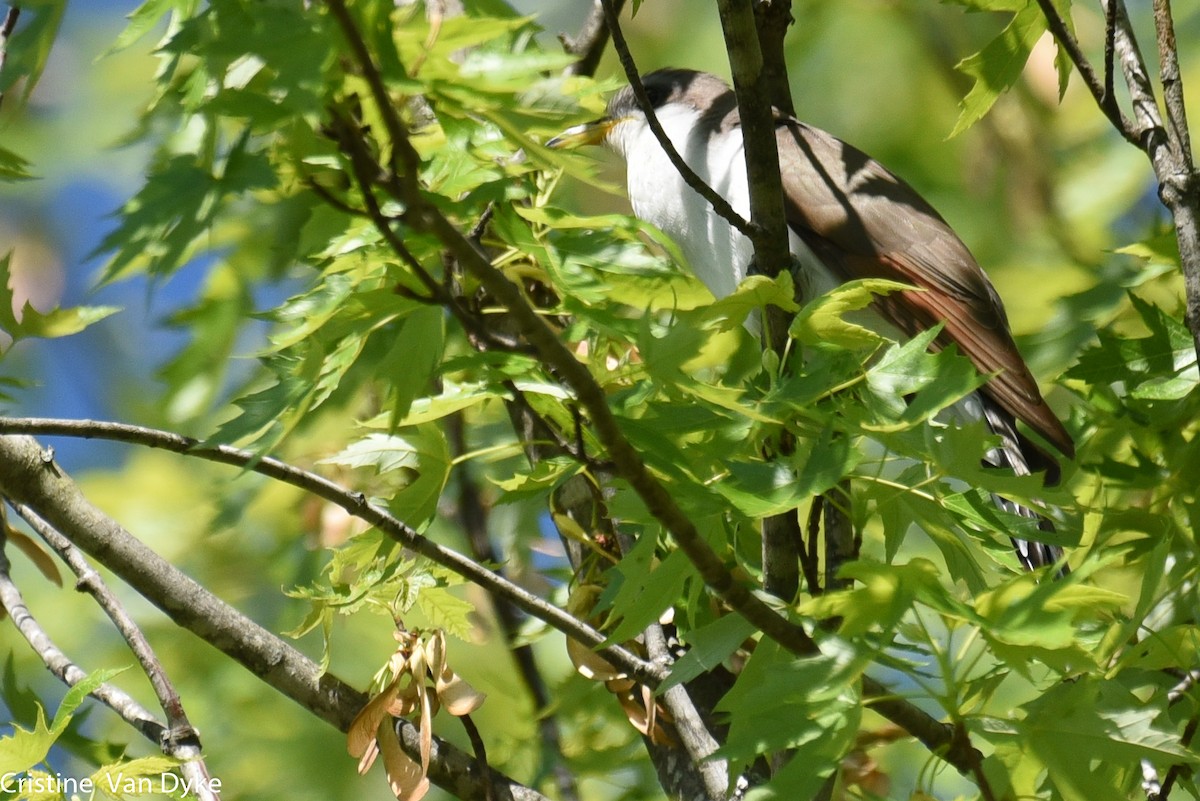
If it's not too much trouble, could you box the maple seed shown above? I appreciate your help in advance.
[347,627,486,801]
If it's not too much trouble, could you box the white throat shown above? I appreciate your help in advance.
[611,105,834,303]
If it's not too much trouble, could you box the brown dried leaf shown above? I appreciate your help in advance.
[840,749,890,799]
[613,682,653,736]
[378,719,430,801]
[417,681,433,776]
[424,630,446,680]
[356,737,380,775]
[387,676,421,717]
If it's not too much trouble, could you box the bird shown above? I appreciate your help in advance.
[549,68,1074,573]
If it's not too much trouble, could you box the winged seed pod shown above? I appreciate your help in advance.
[347,627,486,801]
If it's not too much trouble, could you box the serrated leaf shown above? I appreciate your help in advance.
[661,613,757,693]
[714,427,861,517]
[415,587,475,640]
[0,255,120,350]
[790,278,911,348]
[0,146,34,182]
[949,4,1046,138]
[321,426,451,530]
[88,756,182,798]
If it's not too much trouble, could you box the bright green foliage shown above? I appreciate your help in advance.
[1,1,1198,800]
[0,255,120,350]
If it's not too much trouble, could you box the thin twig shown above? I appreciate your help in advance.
[562,0,625,78]
[0,6,19,112]
[1104,0,1117,108]
[1031,0,1136,142]
[0,435,552,801]
[10,503,219,801]
[597,0,756,240]
[0,419,659,685]
[0,519,166,743]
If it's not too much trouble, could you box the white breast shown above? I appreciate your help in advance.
[612,106,834,303]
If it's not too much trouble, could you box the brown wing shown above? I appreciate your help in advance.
[776,120,1075,461]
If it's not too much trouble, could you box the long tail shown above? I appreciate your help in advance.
[979,396,1068,576]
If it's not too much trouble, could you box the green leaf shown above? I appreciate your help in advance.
[714,427,861,517]
[0,146,34,182]
[716,637,866,790]
[108,0,197,53]
[949,3,1046,138]
[89,756,183,798]
[661,613,758,693]
[0,255,121,350]
[0,0,66,106]
[0,669,122,775]
[381,305,444,429]
[1065,294,1198,399]
[416,586,476,640]
[321,426,451,530]
[605,547,693,643]
[1015,678,1199,799]
[789,278,911,349]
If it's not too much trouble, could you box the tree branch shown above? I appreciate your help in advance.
[0,522,166,744]
[0,434,551,801]
[562,0,625,78]
[597,0,756,240]
[9,502,218,800]
[1035,0,1200,366]
[1031,0,1136,142]
[0,420,658,685]
[0,6,18,112]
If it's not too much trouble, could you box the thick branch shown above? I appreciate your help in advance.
[715,0,804,603]
[0,434,549,801]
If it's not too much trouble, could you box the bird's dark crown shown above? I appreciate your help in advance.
[606,69,737,125]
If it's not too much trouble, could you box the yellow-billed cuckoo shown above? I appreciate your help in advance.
[552,68,1074,572]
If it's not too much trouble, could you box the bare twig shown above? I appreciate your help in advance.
[0,421,659,685]
[0,6,19,112]
[1031,0,1136,142]
[597,0,755,241]
[0,435,552,801]
[0,520,166,744]
[562,0,625,78]
[9,503,219,800]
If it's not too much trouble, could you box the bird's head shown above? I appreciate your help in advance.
[547,69,735,159]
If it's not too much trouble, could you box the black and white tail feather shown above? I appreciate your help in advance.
[979,397,1067,576]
